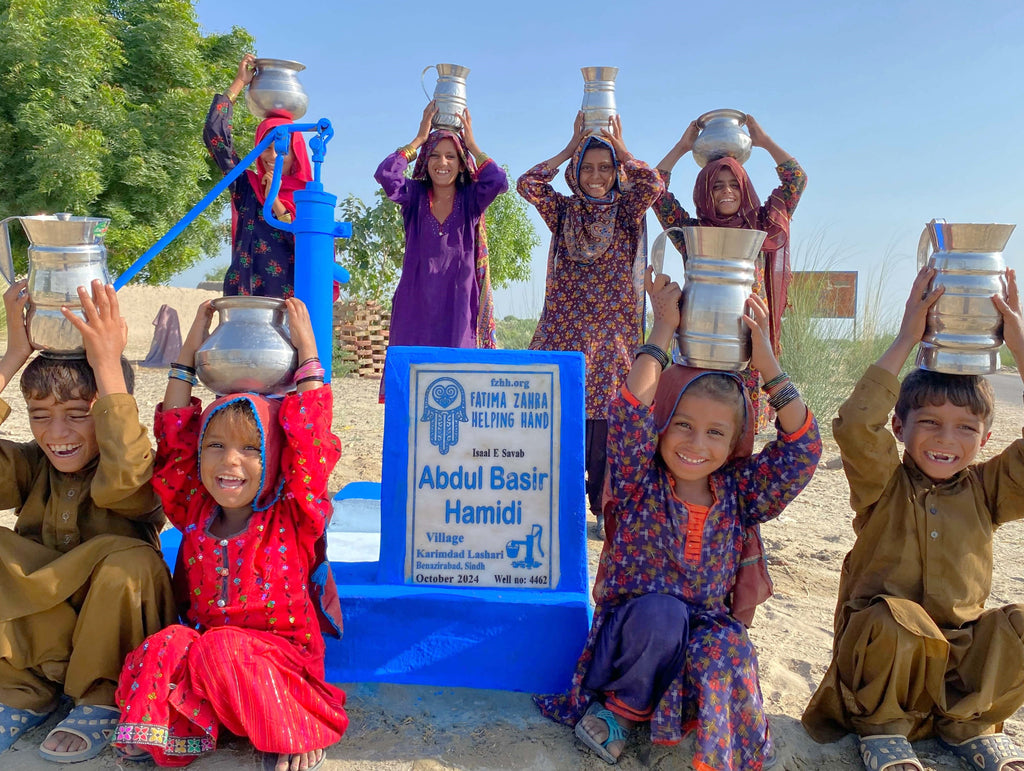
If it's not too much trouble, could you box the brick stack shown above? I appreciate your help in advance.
[333,301,390,378]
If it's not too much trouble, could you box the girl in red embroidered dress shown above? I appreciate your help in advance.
[113,299,346,771]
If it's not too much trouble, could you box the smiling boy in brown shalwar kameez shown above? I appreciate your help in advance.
[0,280,175,763]
[802,267,1024,771]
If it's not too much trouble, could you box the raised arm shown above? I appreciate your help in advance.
[0,280,33,397]
[202,55,253,174]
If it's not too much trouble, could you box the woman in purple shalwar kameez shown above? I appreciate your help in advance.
[375,102,507,373]
[536,269,821,770]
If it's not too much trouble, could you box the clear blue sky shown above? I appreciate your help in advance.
[182,0,1024,322]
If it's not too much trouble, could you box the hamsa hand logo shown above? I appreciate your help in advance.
[421,377,468,455]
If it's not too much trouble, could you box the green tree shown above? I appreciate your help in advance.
[336,165,539,304]
[0,0,254,283]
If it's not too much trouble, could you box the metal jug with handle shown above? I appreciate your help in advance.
[421,63,470,132]
[651,226,766,370]
[915,219,1016,374]
[0,213,111,356]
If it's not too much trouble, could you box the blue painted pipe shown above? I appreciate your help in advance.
[114,119,352,382]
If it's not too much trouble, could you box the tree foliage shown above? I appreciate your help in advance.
[336,165,539,304]
[0,0,254,283]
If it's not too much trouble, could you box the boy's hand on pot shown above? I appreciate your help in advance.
[993,268,1024,361]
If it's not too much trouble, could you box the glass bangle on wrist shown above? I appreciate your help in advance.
[635,343,670,371]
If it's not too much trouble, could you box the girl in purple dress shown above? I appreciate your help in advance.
[375,102,508,370]
[537,268,821,769]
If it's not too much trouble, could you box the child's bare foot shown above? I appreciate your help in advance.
[118,743,151,758]
[266,748,325,771]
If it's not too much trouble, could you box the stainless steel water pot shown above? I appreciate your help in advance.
[651,226,767,370]
[916,219,1016,375]
[245,58,309,119]
[195,297,297,395]
[691,109,752,168]
[421,63,470,132]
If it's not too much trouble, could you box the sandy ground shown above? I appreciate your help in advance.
[0,285,1022,770]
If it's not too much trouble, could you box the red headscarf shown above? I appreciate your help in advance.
[246,110,313,219]
[692,157,792,353]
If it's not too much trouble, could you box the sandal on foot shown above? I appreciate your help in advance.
[38,704,119,763]
[574,702,629,765]
[859,734,924,771]
[261,750,326,771]
[0,703,54,753]
[940,732,1024,771]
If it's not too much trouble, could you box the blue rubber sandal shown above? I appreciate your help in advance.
[37,704,119,764]
[859,734,924,771]
[0,703,54,753]
[574,702,629,765]
[940,732,1024,771]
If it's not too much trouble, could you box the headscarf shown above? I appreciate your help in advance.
[245,110,313,219]
[652,364,754,458]
[411,129,496,349]
[544,136,647,342]
[199,393,284,512]
[692,156,792,353]
[652,364,770,627]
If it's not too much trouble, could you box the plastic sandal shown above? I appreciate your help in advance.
[940,732,1024,771]
[37,704,120,764]
[859,734,924,771]
[0,703,54,753]
[574,701,629,765]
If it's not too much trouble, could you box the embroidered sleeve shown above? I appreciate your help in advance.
[202,94,241,175]
[152,398,208,529]
[651,169,696,258]
[735,410,822,524]
[279,385,343,539]
[374,151,414,207]
[468,160,510,220]
[516,163,564,233]
[606,388,659,505]
[617,158,665,223]
[764,158,807,217]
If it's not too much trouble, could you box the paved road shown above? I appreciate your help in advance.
[989,371,1021,406]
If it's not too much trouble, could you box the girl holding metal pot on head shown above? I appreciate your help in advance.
[652,114,806,431]
[374,100,508,399]
[203,54,313,298]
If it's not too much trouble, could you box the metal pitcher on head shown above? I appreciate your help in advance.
[245,58,308,119]
[915,219,1016,375]
[0,213,111,356]
[421,63,470,132]
[691,109,752,167]
[580,66,618,135]
[195,297,297,395]
[651,226,767,370]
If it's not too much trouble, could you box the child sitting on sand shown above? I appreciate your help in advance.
[537,266,821,769]
[802,266,1024,771]
[0,279,174,764]
[113,298,347,771]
